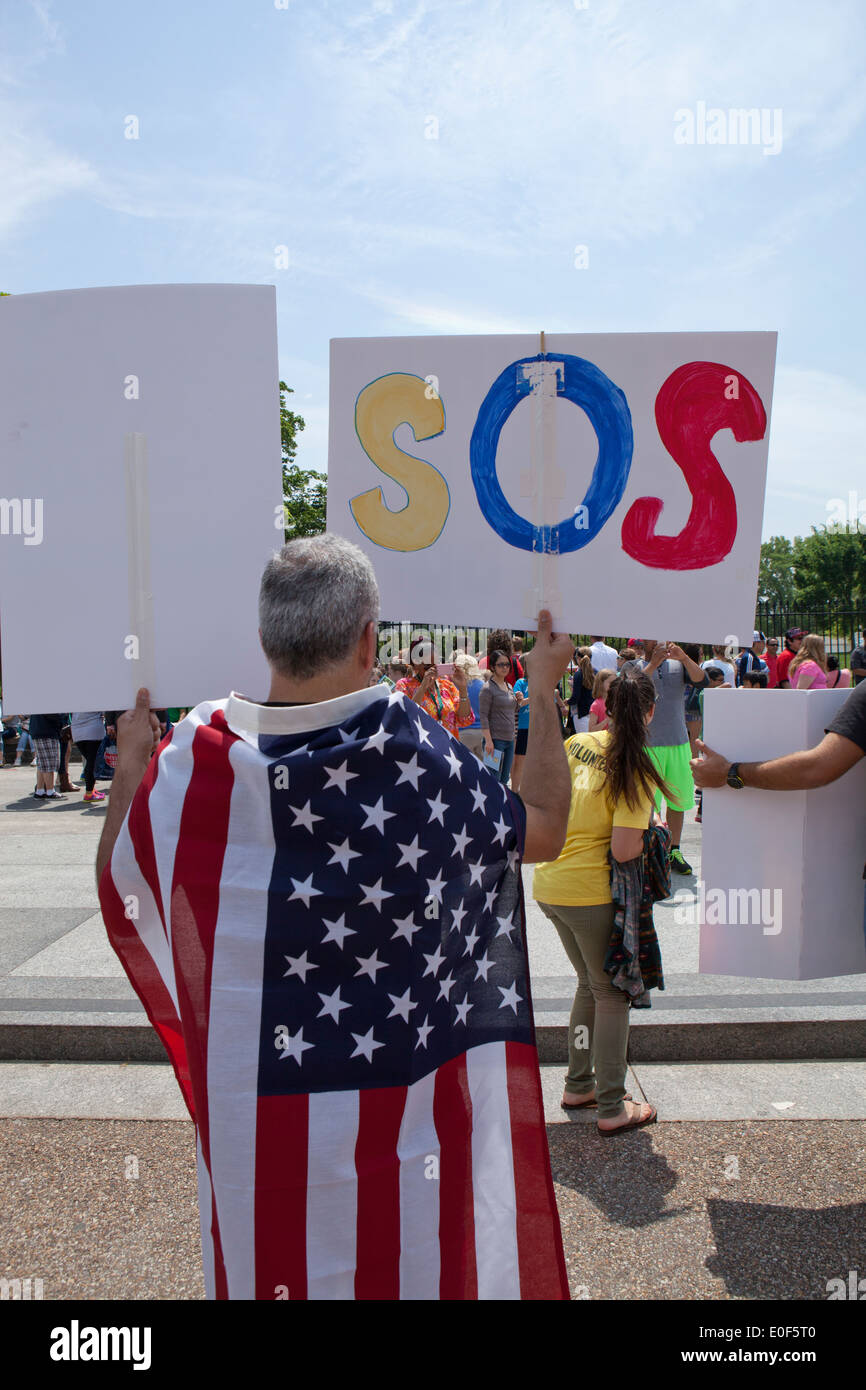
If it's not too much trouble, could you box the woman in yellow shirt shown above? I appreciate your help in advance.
[534,671,669,1135]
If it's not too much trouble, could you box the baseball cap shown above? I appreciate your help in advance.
[785,627,806,641]
[752,630,765,643]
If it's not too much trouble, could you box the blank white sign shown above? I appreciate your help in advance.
[0,285,282,712]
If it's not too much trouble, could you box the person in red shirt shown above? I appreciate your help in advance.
[764,636,780,687]
[776,628,805,688]
[479,629,524,686]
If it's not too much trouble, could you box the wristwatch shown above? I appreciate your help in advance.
[726,762,745,789]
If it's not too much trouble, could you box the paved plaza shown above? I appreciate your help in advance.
[1,763,865,1299]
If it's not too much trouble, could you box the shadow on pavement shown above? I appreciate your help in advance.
[705,1199,866,1299]
[2,794,108,813]
[547,1125,691,1228]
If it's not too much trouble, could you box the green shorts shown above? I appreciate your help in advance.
[647,742,695,813]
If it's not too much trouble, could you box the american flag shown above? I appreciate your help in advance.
[98,684,568,1300]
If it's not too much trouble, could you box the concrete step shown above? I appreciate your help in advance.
[2,1060,865,1122]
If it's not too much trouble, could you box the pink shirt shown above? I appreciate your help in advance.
[826,669,852,689]
[794,660,827,689]
[589,697,609,728]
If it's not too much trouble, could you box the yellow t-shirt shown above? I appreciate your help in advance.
[533,730,653,906]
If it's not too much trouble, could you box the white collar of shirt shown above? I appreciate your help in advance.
[225,683,389,737]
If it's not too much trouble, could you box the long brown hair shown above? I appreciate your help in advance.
[575,646,594,691]
[788,632,827,677]
[603,671,672,811]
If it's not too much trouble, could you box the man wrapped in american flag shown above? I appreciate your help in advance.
[96,535,573,1300]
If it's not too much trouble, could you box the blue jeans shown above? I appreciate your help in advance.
[493,738,515,785]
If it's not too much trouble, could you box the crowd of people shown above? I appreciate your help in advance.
[0,707,189,799]
[365,625,866,854]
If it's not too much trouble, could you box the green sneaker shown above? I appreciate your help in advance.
[670,847,692,874]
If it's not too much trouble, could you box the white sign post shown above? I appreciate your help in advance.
[328,331,777,640]
[0,285,282,712]
[699,689,866,980]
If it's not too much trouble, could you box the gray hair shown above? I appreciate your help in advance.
[258,534,380,678]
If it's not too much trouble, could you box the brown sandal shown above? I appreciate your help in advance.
[562,1091,632,1112]
[597,1102,657,1136]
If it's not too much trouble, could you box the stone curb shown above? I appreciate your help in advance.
[2,1019,866,1064]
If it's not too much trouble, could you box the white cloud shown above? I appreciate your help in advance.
[0,120,96,239]
[357,285,532,334]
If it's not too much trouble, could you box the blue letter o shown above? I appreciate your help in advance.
[469,354,633,552]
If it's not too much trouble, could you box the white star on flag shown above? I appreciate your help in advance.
[359,878,394,911]
[449,904,467,934]
[387,988,417,1022]
[474,951,494,982]
[469,784,487,814]
[360,796,396,834]
[321,914,355,949]
[491,813,509,846]
[467,860,485,887]
[462,926,480,956]
[283,950,319,982]
[437,972,456,1001]
[498,982,523,1014]
[414,718,432,746]
[350,1027,385,1062]
[454,997,473,1025]
[362,726,392,755]
[276,1027,315,1065]
[323,762,359,795]
[391,912,422,944]
[317,986,351,1023]
[426,791,447,825]
[426,870,447,902]
[327,837,361,874]
[496,913,517,940]
[484,887,498,914]
[422,944,446,977]
[396,834,427,870]
[415,1016,434,1049]
[506,847,521,874]
[288,874,322,908]
[337,728,355,744]
[289,804,323,834]
[395,754,425,790]
[354,949,387,982]
[444,746,463,779]
[452,824,472,856]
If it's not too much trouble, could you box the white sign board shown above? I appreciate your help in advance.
[328,332,777,639]
[699,689,866,980]
[0,285,282,712]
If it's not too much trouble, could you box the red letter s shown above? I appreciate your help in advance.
[621,361,767,570]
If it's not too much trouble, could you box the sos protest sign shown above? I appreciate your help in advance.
[328,332,777,638]
[0,285,282,712]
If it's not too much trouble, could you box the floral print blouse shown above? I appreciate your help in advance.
[394,676,475,739]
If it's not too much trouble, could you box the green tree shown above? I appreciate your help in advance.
[792,527,866,611]
[279,380,326,539]
[758,535,796,607]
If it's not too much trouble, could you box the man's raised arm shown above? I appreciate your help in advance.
[520,612,573,863]
[95,688,161,889]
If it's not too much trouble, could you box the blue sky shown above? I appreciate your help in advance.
[3,0,865,540]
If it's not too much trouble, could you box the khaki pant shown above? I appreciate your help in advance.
[537,900,630,1118]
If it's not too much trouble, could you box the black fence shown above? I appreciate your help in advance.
[754,605,865,657]
[378,607,866,663]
